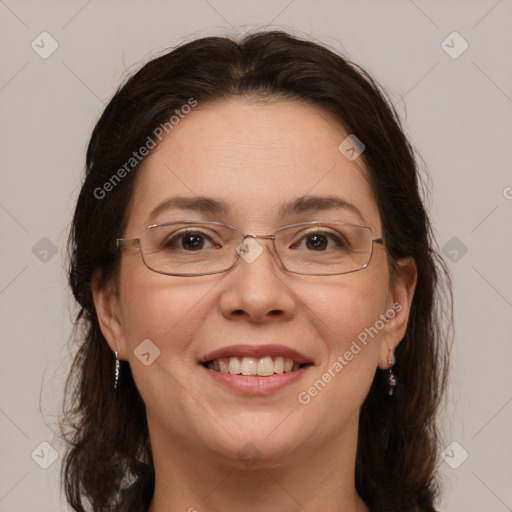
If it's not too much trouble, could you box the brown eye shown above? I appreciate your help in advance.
[180,234,204,251]
[162,230,216,251]
[306,234,328,251]
[291,229,349,252]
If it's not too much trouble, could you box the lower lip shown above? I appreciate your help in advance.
[201,365,310,396]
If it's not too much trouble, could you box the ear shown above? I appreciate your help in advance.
[377,257,417,369]
[91,271,129,360]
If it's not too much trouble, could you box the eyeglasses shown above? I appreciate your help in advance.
[116,220,384,277]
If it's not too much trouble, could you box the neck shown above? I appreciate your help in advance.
[147,414,368,512]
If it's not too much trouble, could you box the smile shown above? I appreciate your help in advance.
[199,344,313,395]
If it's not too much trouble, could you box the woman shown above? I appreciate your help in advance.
[61,30,451,511]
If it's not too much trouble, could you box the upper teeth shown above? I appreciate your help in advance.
[207,356,301,376]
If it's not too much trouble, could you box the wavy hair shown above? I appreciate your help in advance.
[61,30,452,511]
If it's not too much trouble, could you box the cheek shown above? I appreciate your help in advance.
[117,262,219,370]
[294,271,390,417]
[116,266,222,433]
[306,269,389,353]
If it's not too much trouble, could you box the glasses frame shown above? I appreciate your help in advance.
[116,220,385,277]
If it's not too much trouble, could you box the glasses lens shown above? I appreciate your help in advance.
[140,222,240,275]
[275,223,373,275]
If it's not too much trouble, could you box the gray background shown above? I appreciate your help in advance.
[1,1,511,511]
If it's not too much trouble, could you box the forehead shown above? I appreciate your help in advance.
[126,98,381,233]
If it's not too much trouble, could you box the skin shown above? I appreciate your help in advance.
[93,98,417,512]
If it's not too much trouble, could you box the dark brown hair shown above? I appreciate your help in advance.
[62,30,451,511]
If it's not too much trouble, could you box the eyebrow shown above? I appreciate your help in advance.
[147,195,364,223]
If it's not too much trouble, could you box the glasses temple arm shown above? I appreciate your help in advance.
[116,238,140,249]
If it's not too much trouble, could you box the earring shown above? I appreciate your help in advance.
[114,350,120,390]
[387,348,397,396]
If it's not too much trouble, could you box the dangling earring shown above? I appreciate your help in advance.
[387,348,397,396]
[114,350,120,390]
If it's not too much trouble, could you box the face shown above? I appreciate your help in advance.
[95,98,415,468]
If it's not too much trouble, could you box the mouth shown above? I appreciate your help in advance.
[198,344,313,394]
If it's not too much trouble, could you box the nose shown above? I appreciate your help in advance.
[218,236,297,323]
